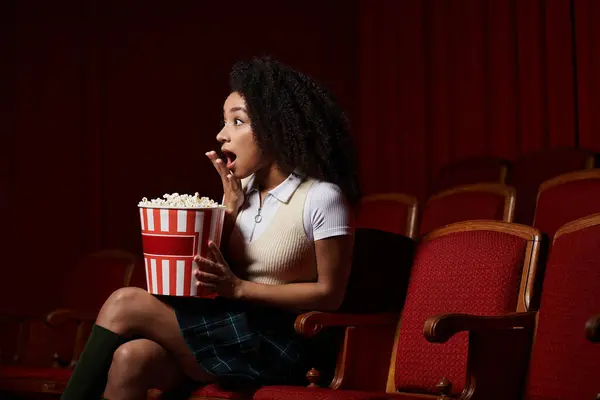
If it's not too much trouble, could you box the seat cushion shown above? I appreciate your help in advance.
[254,386,400,400]
[189,383,256,399]
[0,366,72,394]
[0,366,72,381]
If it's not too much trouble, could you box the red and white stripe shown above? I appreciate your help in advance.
[139,207,225,296]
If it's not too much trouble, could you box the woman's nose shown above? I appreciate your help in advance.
[216,127,229,143]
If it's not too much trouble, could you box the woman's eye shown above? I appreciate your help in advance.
[234,118,243,126]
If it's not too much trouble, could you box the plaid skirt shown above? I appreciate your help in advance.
[160,296,307,386]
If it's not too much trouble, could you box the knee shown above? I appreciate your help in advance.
[108,342,151,384]
[97,287,151,333]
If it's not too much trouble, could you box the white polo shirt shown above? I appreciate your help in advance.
[236,171,354,243]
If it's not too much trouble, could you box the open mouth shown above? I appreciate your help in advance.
[221,150,237,170]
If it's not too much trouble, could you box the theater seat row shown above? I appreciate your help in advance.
[1,148,599,400]
[358,168,600,240]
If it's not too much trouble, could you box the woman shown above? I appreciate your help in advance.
[61,57,361,400]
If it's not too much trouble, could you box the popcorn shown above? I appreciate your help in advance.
[138,192,223,208]
[138,193,226,297]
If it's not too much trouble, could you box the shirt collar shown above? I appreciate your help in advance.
[245,169,306,204]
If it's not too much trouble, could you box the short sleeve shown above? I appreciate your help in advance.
[304,181,354,242]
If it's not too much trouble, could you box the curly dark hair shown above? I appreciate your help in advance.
[229,57,362,207]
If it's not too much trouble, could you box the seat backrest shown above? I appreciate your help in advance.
[509,147,596,225]
[419,183,515,236]
[389,221,541,396]
[10,250,137,367]
[525,214,600,400]
[533,169,600,239]
[434,156,509,194]
[356,193,419,239]
[340,228,415,314]
[60,249,137,312]
[308,228,416,389]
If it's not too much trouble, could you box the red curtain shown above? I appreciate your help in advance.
[358,0,600,200]
[3,0,359,313]
[6,0,600,314]
[574,0,600,151]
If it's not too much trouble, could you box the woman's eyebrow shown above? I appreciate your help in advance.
[229,106,247,113]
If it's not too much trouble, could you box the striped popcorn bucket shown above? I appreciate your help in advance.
[139,206,226,297]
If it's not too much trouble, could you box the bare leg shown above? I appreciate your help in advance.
[96,287,214,383]
[104,339,185,400]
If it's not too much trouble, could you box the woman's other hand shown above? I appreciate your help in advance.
[194,241,242,299]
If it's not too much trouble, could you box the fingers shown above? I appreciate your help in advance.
[215,158,230,179]
[205,150,221,163]
[195,270,221,284]
[205,151,230,181]
[194,251,228,294]
[193,256,223,275]
[196,279,217,290]
[226,173,241,190]
[208,241,227,265]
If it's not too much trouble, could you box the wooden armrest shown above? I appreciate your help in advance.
[585,314,600,342]
[294,311,397,337]
[46,309,97,328]
[424,312,537,399]
[424,312,537,343]
[45,309,98,367]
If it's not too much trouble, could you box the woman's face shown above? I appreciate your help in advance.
[216,92,264,179]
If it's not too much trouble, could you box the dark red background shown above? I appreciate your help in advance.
[3,0,600,314]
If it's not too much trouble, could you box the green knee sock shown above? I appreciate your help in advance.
[61,324,128,400]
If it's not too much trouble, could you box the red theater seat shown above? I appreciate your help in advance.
[419,183,515,235]
[533,169,600,238]
[434,156,509,194]
[0,249,138,397]
[253,221,541,400]
[356,194,418,238]
[509,147,596,225]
